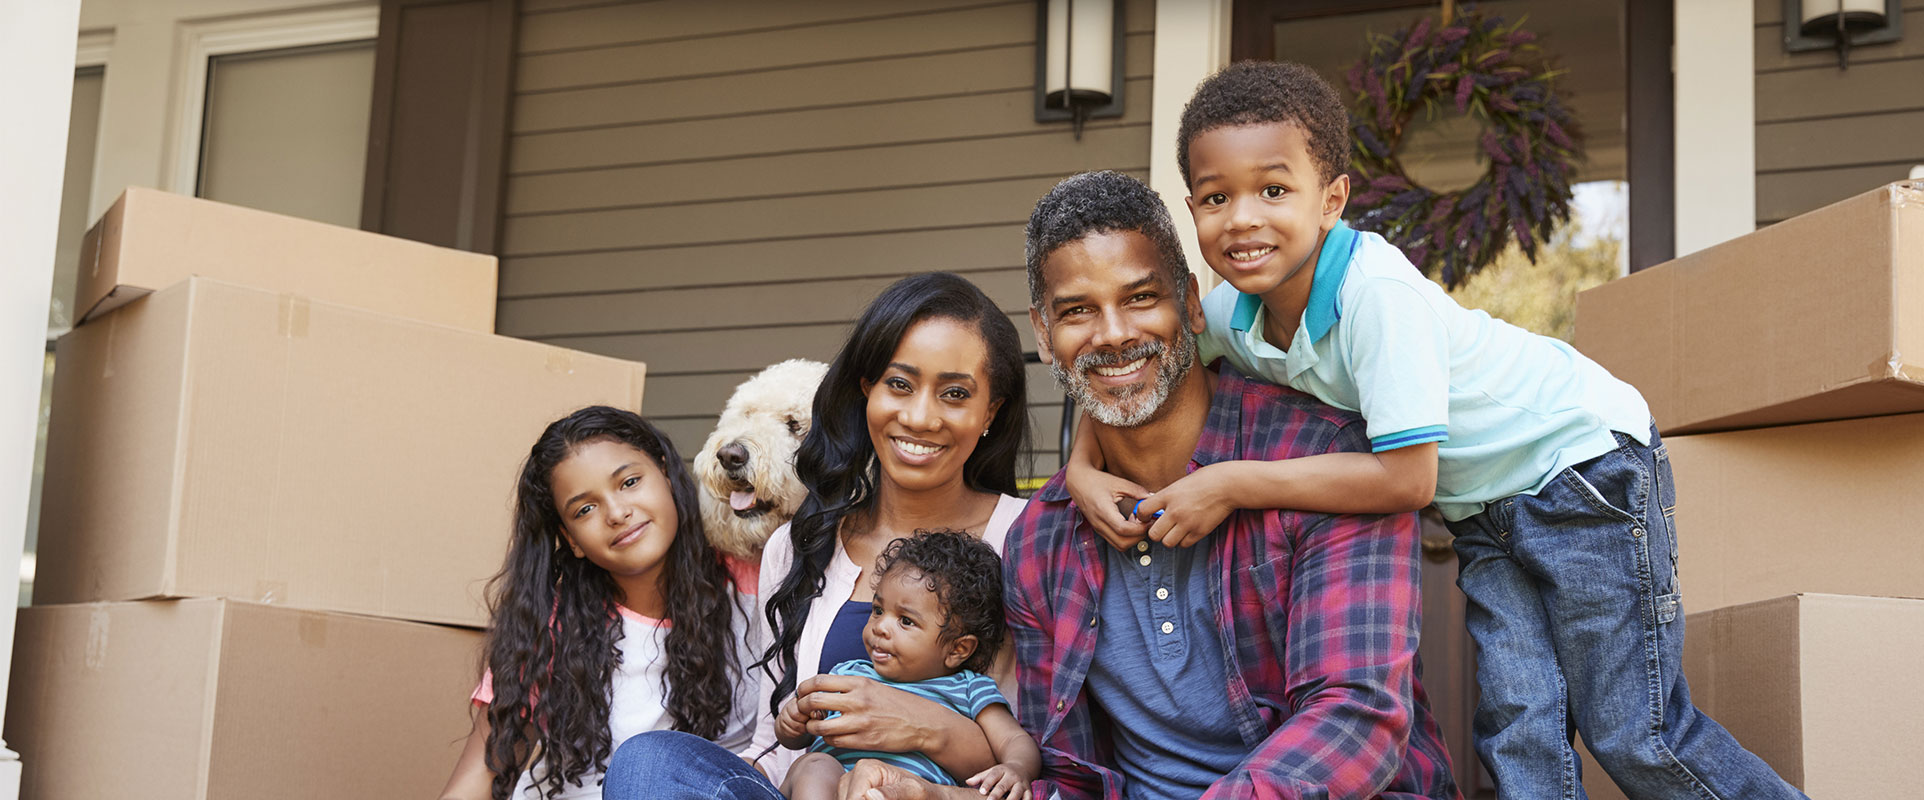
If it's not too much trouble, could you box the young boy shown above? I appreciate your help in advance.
[1064,61,1805,800]
[775,530,1039,800]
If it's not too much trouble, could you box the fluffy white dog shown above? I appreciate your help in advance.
[694,359,828,563]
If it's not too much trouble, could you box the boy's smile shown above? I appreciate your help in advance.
[1185,122,1349,348]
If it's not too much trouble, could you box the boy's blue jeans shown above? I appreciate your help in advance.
[602,730,782,800]
[1447,425,1806,800]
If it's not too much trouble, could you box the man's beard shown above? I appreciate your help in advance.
[1050,327,1198,428]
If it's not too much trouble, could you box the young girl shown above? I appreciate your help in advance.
[775,530,1038,800]
[439,406,756,800]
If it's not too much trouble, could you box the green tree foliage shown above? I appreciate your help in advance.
[1445,218,1622,342]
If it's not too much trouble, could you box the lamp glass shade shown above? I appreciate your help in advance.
[1044,0,1115,107]
[1800,0,1886,32]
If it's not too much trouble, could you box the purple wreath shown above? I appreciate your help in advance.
[1344,11,1583,287]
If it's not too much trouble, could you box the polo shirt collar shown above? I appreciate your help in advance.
[1227,220,1358,345]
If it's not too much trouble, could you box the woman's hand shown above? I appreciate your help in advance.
[839,759,940,800]
[794,674,994,775]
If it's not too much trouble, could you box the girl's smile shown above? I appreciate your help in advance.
[550,439,678,609]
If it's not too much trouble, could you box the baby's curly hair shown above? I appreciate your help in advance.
[1176,61,1349,188]
[873,529,1005,674]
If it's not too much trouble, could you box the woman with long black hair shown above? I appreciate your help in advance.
[603,272,1031,799]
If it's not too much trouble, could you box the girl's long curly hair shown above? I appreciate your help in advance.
[758,272,1029,717]
[482,406,740,800]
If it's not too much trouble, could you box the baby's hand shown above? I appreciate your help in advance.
[776,697,812,745]
[1064,459,1150,551]
[1135,462,1237,549]
[965,764,1030,800]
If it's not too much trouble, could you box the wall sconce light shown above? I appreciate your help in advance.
[1784,0,1903,69]
[1035,0,1124,138]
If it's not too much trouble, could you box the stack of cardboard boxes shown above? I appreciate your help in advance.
[7,189,650,798]
[1572,181,1924,799]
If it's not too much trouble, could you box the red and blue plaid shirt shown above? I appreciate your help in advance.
[1004,365,1459,800]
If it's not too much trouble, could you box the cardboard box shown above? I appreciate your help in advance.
[1579,593,1923,799]
[34,277,646,626]
[1665,412,1924,612]
[1576,181,1924,434]
[76,187,498,332]
[7,598,483,800]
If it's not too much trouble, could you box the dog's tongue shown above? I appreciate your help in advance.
[729,490,758,511]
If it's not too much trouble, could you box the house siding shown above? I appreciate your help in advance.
[497,0,1157,473]
[1754,0,1924,225]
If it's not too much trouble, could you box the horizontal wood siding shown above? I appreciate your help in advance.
[501,0,1156,474]
[1754,0,1924,225]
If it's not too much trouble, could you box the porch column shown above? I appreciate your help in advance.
[1151,0,1233,293]
[1673,0,1756,255]
[0,1,83,796]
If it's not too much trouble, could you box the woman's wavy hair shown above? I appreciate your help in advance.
[482,406,740,800]
[759,272,1029,716]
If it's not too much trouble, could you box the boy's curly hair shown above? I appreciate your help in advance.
[873,529,1005,673]
[1176,61,1349,188]
[1023,170,1191,312]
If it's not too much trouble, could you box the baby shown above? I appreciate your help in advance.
[776,529,1039,800]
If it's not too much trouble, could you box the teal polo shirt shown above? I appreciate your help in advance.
[1197,221,1652,521]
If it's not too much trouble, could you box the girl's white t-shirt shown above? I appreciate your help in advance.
[742,493,1029,786]
[473,583,757,799]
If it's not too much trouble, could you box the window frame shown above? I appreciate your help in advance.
[165,6,379,198]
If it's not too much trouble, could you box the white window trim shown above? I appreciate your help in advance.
[1672,0,1755,256]
[166,5,378,197]
[76,30,111,69]
[1150,0,1232,294]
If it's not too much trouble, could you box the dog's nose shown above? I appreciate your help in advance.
[717,442,749,472]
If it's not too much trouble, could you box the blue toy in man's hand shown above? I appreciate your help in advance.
[1116,498,1163,522]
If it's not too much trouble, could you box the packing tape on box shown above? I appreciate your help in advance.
[299,611,328,648]
[255,580,288,605]
[87,603,111,670]
[278,294,310,339]
[100,313,117,378]
[546,353,575,375]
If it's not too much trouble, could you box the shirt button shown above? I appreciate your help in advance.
[1056,700,1065,711]
[1088,616,1098,628]
[1138,554,1151,567]
[1136,541,1148,552]
[1160,621,1174,635]
[1156,587,1169,600]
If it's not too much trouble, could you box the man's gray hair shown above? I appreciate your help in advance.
[1023,171,1192,312]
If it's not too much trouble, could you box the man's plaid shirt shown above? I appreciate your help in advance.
[1003,365,1459,800]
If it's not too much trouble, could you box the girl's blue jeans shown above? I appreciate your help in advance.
[1447,424,1807,800]
[603,730,782,800]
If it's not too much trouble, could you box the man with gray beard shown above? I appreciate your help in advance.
[835,172,1457,800]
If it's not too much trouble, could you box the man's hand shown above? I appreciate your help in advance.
[1063,457,1151,550]
[1135,461,1240,548]
[838,759,935,800]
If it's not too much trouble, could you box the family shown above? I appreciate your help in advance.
[439,63,1805,800]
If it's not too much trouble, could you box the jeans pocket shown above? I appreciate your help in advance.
[1561,464,1640,526]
